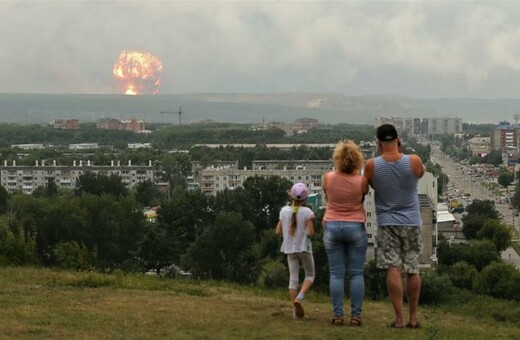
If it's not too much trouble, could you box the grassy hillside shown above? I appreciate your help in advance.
[0,267,518,339]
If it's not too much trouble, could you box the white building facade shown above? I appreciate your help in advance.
[1,160,154,194]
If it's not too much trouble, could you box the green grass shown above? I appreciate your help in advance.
[0,267,519,339]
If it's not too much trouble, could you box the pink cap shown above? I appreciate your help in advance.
[290,182,309,201]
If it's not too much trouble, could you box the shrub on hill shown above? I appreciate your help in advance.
[447,261,478,290]
[256,259,287,289]
[474,262,520,301]
[420,270,455,305]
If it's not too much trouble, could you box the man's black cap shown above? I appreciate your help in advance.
[376,124,398,141]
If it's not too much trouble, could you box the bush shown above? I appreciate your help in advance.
[449,261,478,290]
[0,229,37,265]
[437,239,499,271]
[420,270,454,305]
[256,259,287,289]
[53,241,94,271]
[364,259,387,300]
[474,262,520,301]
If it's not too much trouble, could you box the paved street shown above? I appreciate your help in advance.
[431,145,520,269]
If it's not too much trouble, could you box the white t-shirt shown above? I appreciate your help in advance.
[279,205,314,254]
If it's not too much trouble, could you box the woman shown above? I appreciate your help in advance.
[275,182,315,319]
[322,140,368,326]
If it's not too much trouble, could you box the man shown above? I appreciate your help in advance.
[364,124,425,329]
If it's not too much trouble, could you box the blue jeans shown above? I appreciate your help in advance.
[323,221,368,318]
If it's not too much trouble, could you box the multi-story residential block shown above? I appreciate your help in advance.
[490,121,519,151]
[11,144,45,150]
[424,118,463,135]
[128,143,152,149]
[293,117,319,134]
[50,119,80,130]
[95,118,146,133]
[195,156,437,267]
[0,160,154,194]
[69,143,99,150]
[96,118,121,130]
[375,117,463,137]
[467,136,491,156]
[197,163,327,198]
[120,118,146,133]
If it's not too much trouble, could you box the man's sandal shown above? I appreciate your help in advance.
[388,321,405,328]
[406,322,421,329]
[350,316,362,326]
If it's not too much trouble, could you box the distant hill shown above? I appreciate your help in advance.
[0,93,517,125]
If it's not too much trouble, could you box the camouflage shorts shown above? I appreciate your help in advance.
[376,226,422,273]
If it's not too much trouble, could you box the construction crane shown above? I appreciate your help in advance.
[160,106,183,125]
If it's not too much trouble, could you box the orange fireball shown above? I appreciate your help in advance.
[113,50,163,95]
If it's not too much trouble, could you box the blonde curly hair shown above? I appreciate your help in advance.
[332,139,364,175]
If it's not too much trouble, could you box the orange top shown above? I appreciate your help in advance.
[323,171,366,222]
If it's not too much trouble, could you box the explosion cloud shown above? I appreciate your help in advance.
[113,50,163,95]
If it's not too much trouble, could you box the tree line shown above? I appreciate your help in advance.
[1,171,518,305]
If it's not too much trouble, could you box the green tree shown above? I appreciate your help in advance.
[155,190,214,264]
[184,212,255,283]
[511,181,520,210]
[134,179,164,207]
[481,150,502,167]
[138,225,180,274]
[437,239,500,271]
[161,153,192,178]
[35,195,86,266]
[462,214,487,240]
[0,185,8,214]
[75,173,128,197]
[475,219,512,252]
[53,241,94,270]
[78,194,145,269]
[497,168,513,188]
[426,162,448,196]
[465,199,499,218]
[242,175,293,238]
[462,199,500,239]
[0,217,37,265]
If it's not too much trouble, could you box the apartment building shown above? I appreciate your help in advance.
[490,122,519,151]
[375,117,463,137]
[96,118,146,133]
[195,157,437,265]
[467,136,491,156]
[1,160,154,194]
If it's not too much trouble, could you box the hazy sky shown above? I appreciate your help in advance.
[2,1,520,98]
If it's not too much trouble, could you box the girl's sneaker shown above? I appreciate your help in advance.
[293,299,304,318]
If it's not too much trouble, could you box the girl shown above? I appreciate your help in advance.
[275,182,315,319]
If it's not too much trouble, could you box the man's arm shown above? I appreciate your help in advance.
[364,159,374,187]
[410,155,426,178]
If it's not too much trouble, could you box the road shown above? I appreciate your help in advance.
[431,145,520,269]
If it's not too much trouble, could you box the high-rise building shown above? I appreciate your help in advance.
[375,116,463,137]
